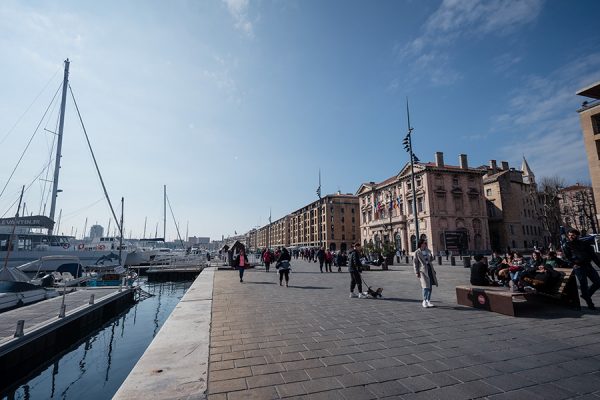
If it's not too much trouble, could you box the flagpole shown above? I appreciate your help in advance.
[317,169,322,249]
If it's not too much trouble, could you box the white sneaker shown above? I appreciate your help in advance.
[422,300,428,308]
[358,293,367,299]
[349,293,358,298]
[426,300,435,308]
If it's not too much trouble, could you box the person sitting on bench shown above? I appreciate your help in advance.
[564,228,600,310]
[487,250,503,282]
[470,254,492,286]
[521,262,560,292]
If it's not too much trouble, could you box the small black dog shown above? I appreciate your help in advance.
[366,287,383,298]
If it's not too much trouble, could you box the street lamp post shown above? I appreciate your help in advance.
[402,100,420,253]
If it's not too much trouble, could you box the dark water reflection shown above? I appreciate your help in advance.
[2,280,192,400]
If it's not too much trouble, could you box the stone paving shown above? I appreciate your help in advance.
[207,259,600,400]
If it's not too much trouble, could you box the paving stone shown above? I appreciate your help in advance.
[302,377,344,394]
[554,375,600,394]
[246,372,285,389]
[251,363,286,376]
[335,372,377,388]
[208,377,247,394]
[276,382,307,398]
[210,367,252,382]
[365,380,411,397]
[305,365,349,379]
[338,386,377,400]
[397,375,438,392]
[227,386,280,400]
[422,372,461,388]
[482,373,537,391]
[234,356,267,368]
[210,360,234,371]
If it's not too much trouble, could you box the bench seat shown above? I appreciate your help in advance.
[456,267,580,316]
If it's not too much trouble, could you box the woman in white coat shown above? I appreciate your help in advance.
[413,239,438,308]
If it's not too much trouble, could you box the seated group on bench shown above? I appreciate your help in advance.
[469,228,600,310]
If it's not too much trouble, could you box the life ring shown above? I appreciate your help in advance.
[97,244,106,250]
[62,243,70,249]
[77,243,85,250]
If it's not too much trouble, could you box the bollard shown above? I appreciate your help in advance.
[405,256,409,264]
[450,256,456,266]
[58,304,66,318]
[463,256,471,268]
[382,262,388,270]
[14,320,24,337]
[437,256,442,265]
[396,256,400,264]
[89,294,95,305]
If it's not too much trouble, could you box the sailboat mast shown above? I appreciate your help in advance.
[49,59,70,235]
[163,185,166,241]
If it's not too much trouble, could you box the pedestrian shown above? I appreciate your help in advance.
[413,239,438,308]
[276,246,292,287]
[325,250,333,272]
[348,243,367,298]
[263,248,272,272]
[316,247,325,272]
[470,254,491,286]
[563,228,600,310]
[234,247,249,283]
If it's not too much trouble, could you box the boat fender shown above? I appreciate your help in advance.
[77,243,85,250]
[98,244,106,250]
[62,243,70,249]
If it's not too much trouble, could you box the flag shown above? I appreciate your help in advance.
[388,199,393,210]
[235,230,237,235]
[316,185,321,198]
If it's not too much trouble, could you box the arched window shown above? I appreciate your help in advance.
[410,235,416,252]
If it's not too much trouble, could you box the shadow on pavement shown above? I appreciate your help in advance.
[287,285,333,290]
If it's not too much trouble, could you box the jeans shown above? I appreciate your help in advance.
[350,271,362,293]
[573,265,600,299]
[239,268,244,280]
[279,269,289,283]
[423,287,432,301]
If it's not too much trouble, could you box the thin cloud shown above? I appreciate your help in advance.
[492,53,600,183]
[394,0,544,87]
[222,0,254,38]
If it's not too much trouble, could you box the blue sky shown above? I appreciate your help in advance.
[0,0,599,241]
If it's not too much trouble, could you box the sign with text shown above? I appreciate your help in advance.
[0,215,55,230]
[444,230,468,251]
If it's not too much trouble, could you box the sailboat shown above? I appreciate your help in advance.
[0,59,134,268]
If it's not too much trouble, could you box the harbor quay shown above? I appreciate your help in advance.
[116,259,600,400]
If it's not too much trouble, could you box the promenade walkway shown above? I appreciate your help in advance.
[207,259,600,400]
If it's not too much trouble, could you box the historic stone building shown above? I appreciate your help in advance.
[577,82,600,224]
[288,193,359,251]
[483,158,551,252]
[559,183,598,235]
[249,193,359,252]
[357,152,490,255]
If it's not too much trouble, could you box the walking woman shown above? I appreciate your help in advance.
[235,248,249,283]
[413,239,438,308]
[276,247,292,287]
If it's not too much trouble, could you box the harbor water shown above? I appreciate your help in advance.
[1,280,193,400]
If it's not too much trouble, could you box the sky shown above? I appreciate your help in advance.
[0,0,599,241]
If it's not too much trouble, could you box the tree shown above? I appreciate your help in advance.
[560,184,598,234]
[533,176,565,246]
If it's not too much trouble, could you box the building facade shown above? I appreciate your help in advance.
[559,183,599,234]
[249,193,360,252]
[483,158,551,252]
[357,152,490,255]
[577,82,600,224]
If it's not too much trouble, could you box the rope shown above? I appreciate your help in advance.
[68,84,121,233]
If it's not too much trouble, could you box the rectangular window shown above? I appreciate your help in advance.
[417,197,424,213]
[408,199,413,214]
[593,114,600,135]
[486,189,492,196]
[596,140,600,160]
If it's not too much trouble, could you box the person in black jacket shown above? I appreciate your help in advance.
[316,247,326,272]
[470,254,491,286]
[564,228,600,310]
[348,243,366,298]
[276,247,292,287]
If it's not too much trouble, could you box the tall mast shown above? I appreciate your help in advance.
[49,59,70,234]
[163,185,167,241]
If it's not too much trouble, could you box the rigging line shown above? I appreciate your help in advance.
[61,197,105,220]
[39,109,60,214]
[0,163,57,218]
[0,65,62,146]
[68,84,121,233]
[0,82,63,202]
[166,193,184,248]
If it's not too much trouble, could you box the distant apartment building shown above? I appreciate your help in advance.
[89,224,103,238]
[559,183,598,234]
[357,153,490,254]
[483,158,550,251]
[250,193,360,252]
[187,236,210,245]
[576,82,600,223]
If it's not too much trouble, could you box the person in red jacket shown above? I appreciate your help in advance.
[262,248,272,272]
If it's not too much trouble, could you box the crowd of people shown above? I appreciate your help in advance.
[231,227,600,311]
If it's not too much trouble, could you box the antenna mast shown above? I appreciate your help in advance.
[49,59,70,234]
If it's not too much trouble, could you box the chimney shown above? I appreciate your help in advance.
[459,154,468,169]
[501,161,509,170]
[489,160,497,171]
[435,152,444,167]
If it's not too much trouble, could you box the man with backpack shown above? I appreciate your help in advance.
[348,243,366,298]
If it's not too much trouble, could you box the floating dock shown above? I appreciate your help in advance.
[145,265,205,282]
[0,286,135,392]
